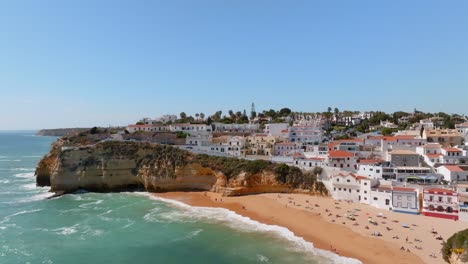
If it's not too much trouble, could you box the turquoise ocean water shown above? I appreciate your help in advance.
[0,132,360,264]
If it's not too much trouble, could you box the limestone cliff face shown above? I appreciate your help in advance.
[35,140,302,196]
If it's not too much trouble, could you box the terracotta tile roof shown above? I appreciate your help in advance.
[328,150,354,158]
[441,165,463,172]
[292,153,304,158]
[355,176,368,180]
[425,188,456,195]
[306,157,325,161]
[328,142,340,150]
[443,147,462,152]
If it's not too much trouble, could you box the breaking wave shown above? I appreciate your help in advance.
[139,193,362,264]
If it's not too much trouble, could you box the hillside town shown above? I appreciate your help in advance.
[124,106,468,222]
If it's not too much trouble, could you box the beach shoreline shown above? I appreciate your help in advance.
[154,192,433,264]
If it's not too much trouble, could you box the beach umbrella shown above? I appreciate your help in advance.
[401,223,409,228]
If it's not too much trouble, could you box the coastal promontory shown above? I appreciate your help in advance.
[35,133,328,197]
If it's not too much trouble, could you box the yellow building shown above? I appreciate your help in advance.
[244,133,277,156]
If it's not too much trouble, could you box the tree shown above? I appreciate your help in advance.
[180,112,187,119]
[90,127,99,134]
[381,127,394,136]
[334,107,339,116]
[228,110,235,119]
[250,111,257,120]
[279,108,291,117]
[195,113,200,120]
[200,113,205,120]
[235,111,242,120]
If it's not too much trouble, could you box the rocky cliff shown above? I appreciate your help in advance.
[36,128,91,137]
[35,139,328,196]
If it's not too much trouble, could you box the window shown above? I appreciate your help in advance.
[373,197,378,201]
[448,197,452,203]
[364,191,367,194]
[429,196,433,201]
[334,188,336,191]
[438,197,443,202]
[364,182,367,186]
[344,188,347,191]
[347,179,350,182]
[385,199,390,205]
[349,189,351,193]
[339,188,342,191]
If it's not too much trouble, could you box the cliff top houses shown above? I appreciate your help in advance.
[122,110,468,221]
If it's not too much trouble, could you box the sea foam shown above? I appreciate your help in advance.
[138,193,362,264]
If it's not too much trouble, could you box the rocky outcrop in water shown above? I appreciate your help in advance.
[35,139,328,196]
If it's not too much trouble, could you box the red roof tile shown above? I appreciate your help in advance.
[441,165,463,172]
[443,148,462,152]
[425,188,456,195]
[328,150,354,158]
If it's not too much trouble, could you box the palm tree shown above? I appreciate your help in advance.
[200,113,205,120]
[195,113,200,120]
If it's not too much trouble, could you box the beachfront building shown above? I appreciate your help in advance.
[457,181,468,222]
[422,188,459,220]
[437,165,468,182]
[326,150,357,171]
[213,123,259,133]
[387,149,421,167]
[391,187,419,214]
[244,134,277,156]
[126,124,168,133]
[274,142,301,156]
[330,173,373,202]
[422,129,464,147]
[288,125,323,146]
[367,187,393,210]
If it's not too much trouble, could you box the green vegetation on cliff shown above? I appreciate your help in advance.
[443,229,468,263]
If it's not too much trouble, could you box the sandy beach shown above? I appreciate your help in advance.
[152,192,468,264]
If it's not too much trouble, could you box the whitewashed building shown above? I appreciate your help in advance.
[213,123,259,133]
[437,165,468,182]
[264,123,289,137]
[126,124,168,133]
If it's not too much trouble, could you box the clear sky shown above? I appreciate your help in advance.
[1,1,467,130]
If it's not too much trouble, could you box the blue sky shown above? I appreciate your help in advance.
[0,1,467,130]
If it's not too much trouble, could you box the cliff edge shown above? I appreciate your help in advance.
[35,139,328,197]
